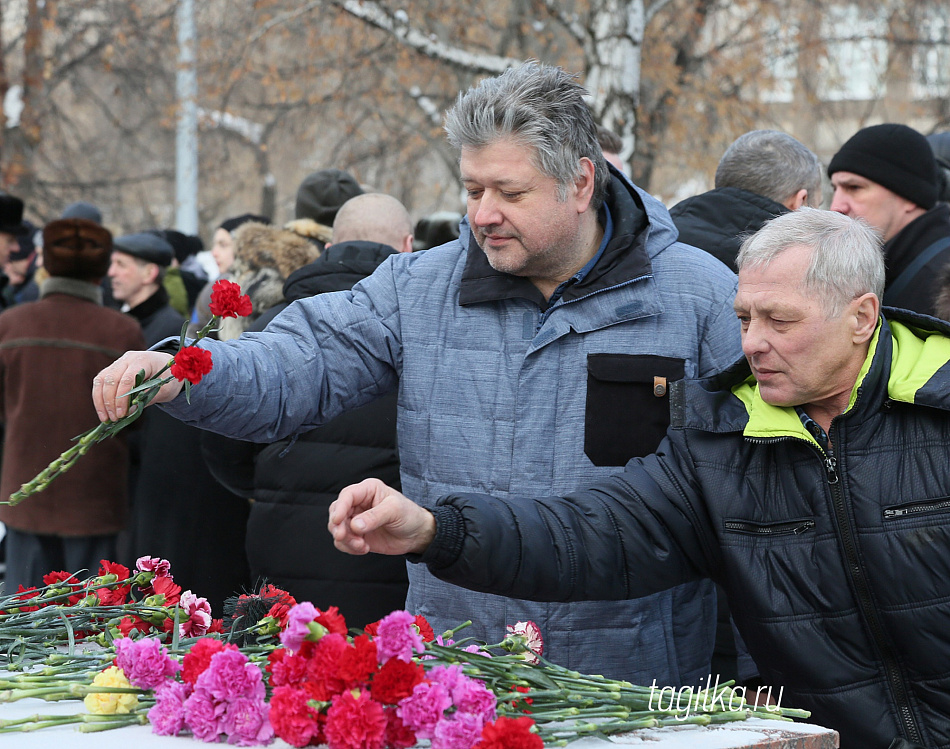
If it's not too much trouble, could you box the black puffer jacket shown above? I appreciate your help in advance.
[202,240,407,627]
[669,187,788,272]
[423,310,950,749]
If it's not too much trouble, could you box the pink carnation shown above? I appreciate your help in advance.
[183,688,225,742]
[179,590,213,638]
[136,556,172,578]
[397,681,452,740]
[222,696,274,746]
[279,602,319,653]
[148,680,191,736]
[114,636,180,690]
[375,610,425,664]
[452,676,496,725]
[196,648,265,703]
[325,688,387,749]
[432,712,485,749]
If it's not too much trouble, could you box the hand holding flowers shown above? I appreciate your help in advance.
[2,279,252,506]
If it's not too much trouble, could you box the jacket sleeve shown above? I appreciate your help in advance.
[419,432,718,602]
[160,257,403,442]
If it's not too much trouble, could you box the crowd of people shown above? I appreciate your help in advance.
[4,59,950,749]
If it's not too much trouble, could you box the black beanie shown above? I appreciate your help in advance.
[828,123,938,210]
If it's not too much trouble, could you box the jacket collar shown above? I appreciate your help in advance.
[672,310,950,442]
[883,203,950,285]
[39,276,103,305]
[458,167,658,307]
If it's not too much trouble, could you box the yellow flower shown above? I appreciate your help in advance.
[83,666,139,715]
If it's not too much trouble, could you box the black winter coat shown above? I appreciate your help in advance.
[882,203,950,317]
[422,310,950,749]
[668,187,788,272]
[202,241,408,627]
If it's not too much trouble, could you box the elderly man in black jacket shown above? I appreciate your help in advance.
[330,208,950,749]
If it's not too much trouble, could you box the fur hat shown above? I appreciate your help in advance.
[294,169,363,225]
[0,193,27,235]
[828,123,938,209]
[42,218,113,281]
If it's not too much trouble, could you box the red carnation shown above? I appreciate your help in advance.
[269,685,324,748]
[10,585,42,612]
[117,615,153,638]
[150,574,182,606]
[181,637,231,685]
[96,560,131,605]
[475,717,544,749]
[209,279,253,318]
[369,657,425,705]
[413,615,435,642]
[170,346,213,385]
[338,635,378,688]
[42,570,84,605]
[314,605,348,637]
[324,689,387,749]
[384,707,417,749]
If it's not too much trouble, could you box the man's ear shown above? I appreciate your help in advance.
[574,157,597,213]
[851,292,880,344]
[784,189,809,211]
[145,262,161,285]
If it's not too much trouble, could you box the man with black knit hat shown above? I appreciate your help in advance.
[0,218,144,591]
[829,122,950,317]
[285,168,363,250]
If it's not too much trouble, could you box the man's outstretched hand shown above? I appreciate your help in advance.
[328,478,436,556]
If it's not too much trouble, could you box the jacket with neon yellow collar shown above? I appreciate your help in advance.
[425,309,950,749]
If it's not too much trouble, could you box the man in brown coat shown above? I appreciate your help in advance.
[0,218,144,592]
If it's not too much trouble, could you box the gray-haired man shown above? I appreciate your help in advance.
[93,61,741,686]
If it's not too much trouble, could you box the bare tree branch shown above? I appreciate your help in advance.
[327,0,522,74]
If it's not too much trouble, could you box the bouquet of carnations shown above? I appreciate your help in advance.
[0,559,811,746]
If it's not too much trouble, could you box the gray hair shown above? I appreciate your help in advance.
[444,61,609,210]
[715,130,822,207]
[736,207,884,317]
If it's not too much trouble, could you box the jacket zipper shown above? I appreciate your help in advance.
[747,432,923,743]
[822,439,923,744]
[884,496,950,519]
[724,519,815,535]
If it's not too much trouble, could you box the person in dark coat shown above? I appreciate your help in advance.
[0,219,145,590]
[202,193,413,627]
[110,231,250,612]
[669,130,821,272]
[829,123,950,318]
[0,194,30,312]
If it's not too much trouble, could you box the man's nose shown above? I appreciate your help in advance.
[741,320,768,356]
[829,189,849,214]
[472,192,502,227]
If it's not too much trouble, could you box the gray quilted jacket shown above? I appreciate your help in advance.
[163,172,741,684]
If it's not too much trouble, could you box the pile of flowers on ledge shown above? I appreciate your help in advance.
[0,559,810,747]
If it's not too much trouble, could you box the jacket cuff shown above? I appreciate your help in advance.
[409,503,465,569]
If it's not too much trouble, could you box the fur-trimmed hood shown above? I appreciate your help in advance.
[219,222,321,340]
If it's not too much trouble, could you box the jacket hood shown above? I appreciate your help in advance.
[673,309,950,444]
[282,240,398,301]
[457,166,676,306]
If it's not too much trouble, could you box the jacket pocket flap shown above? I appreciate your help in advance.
[587,353,686,383]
